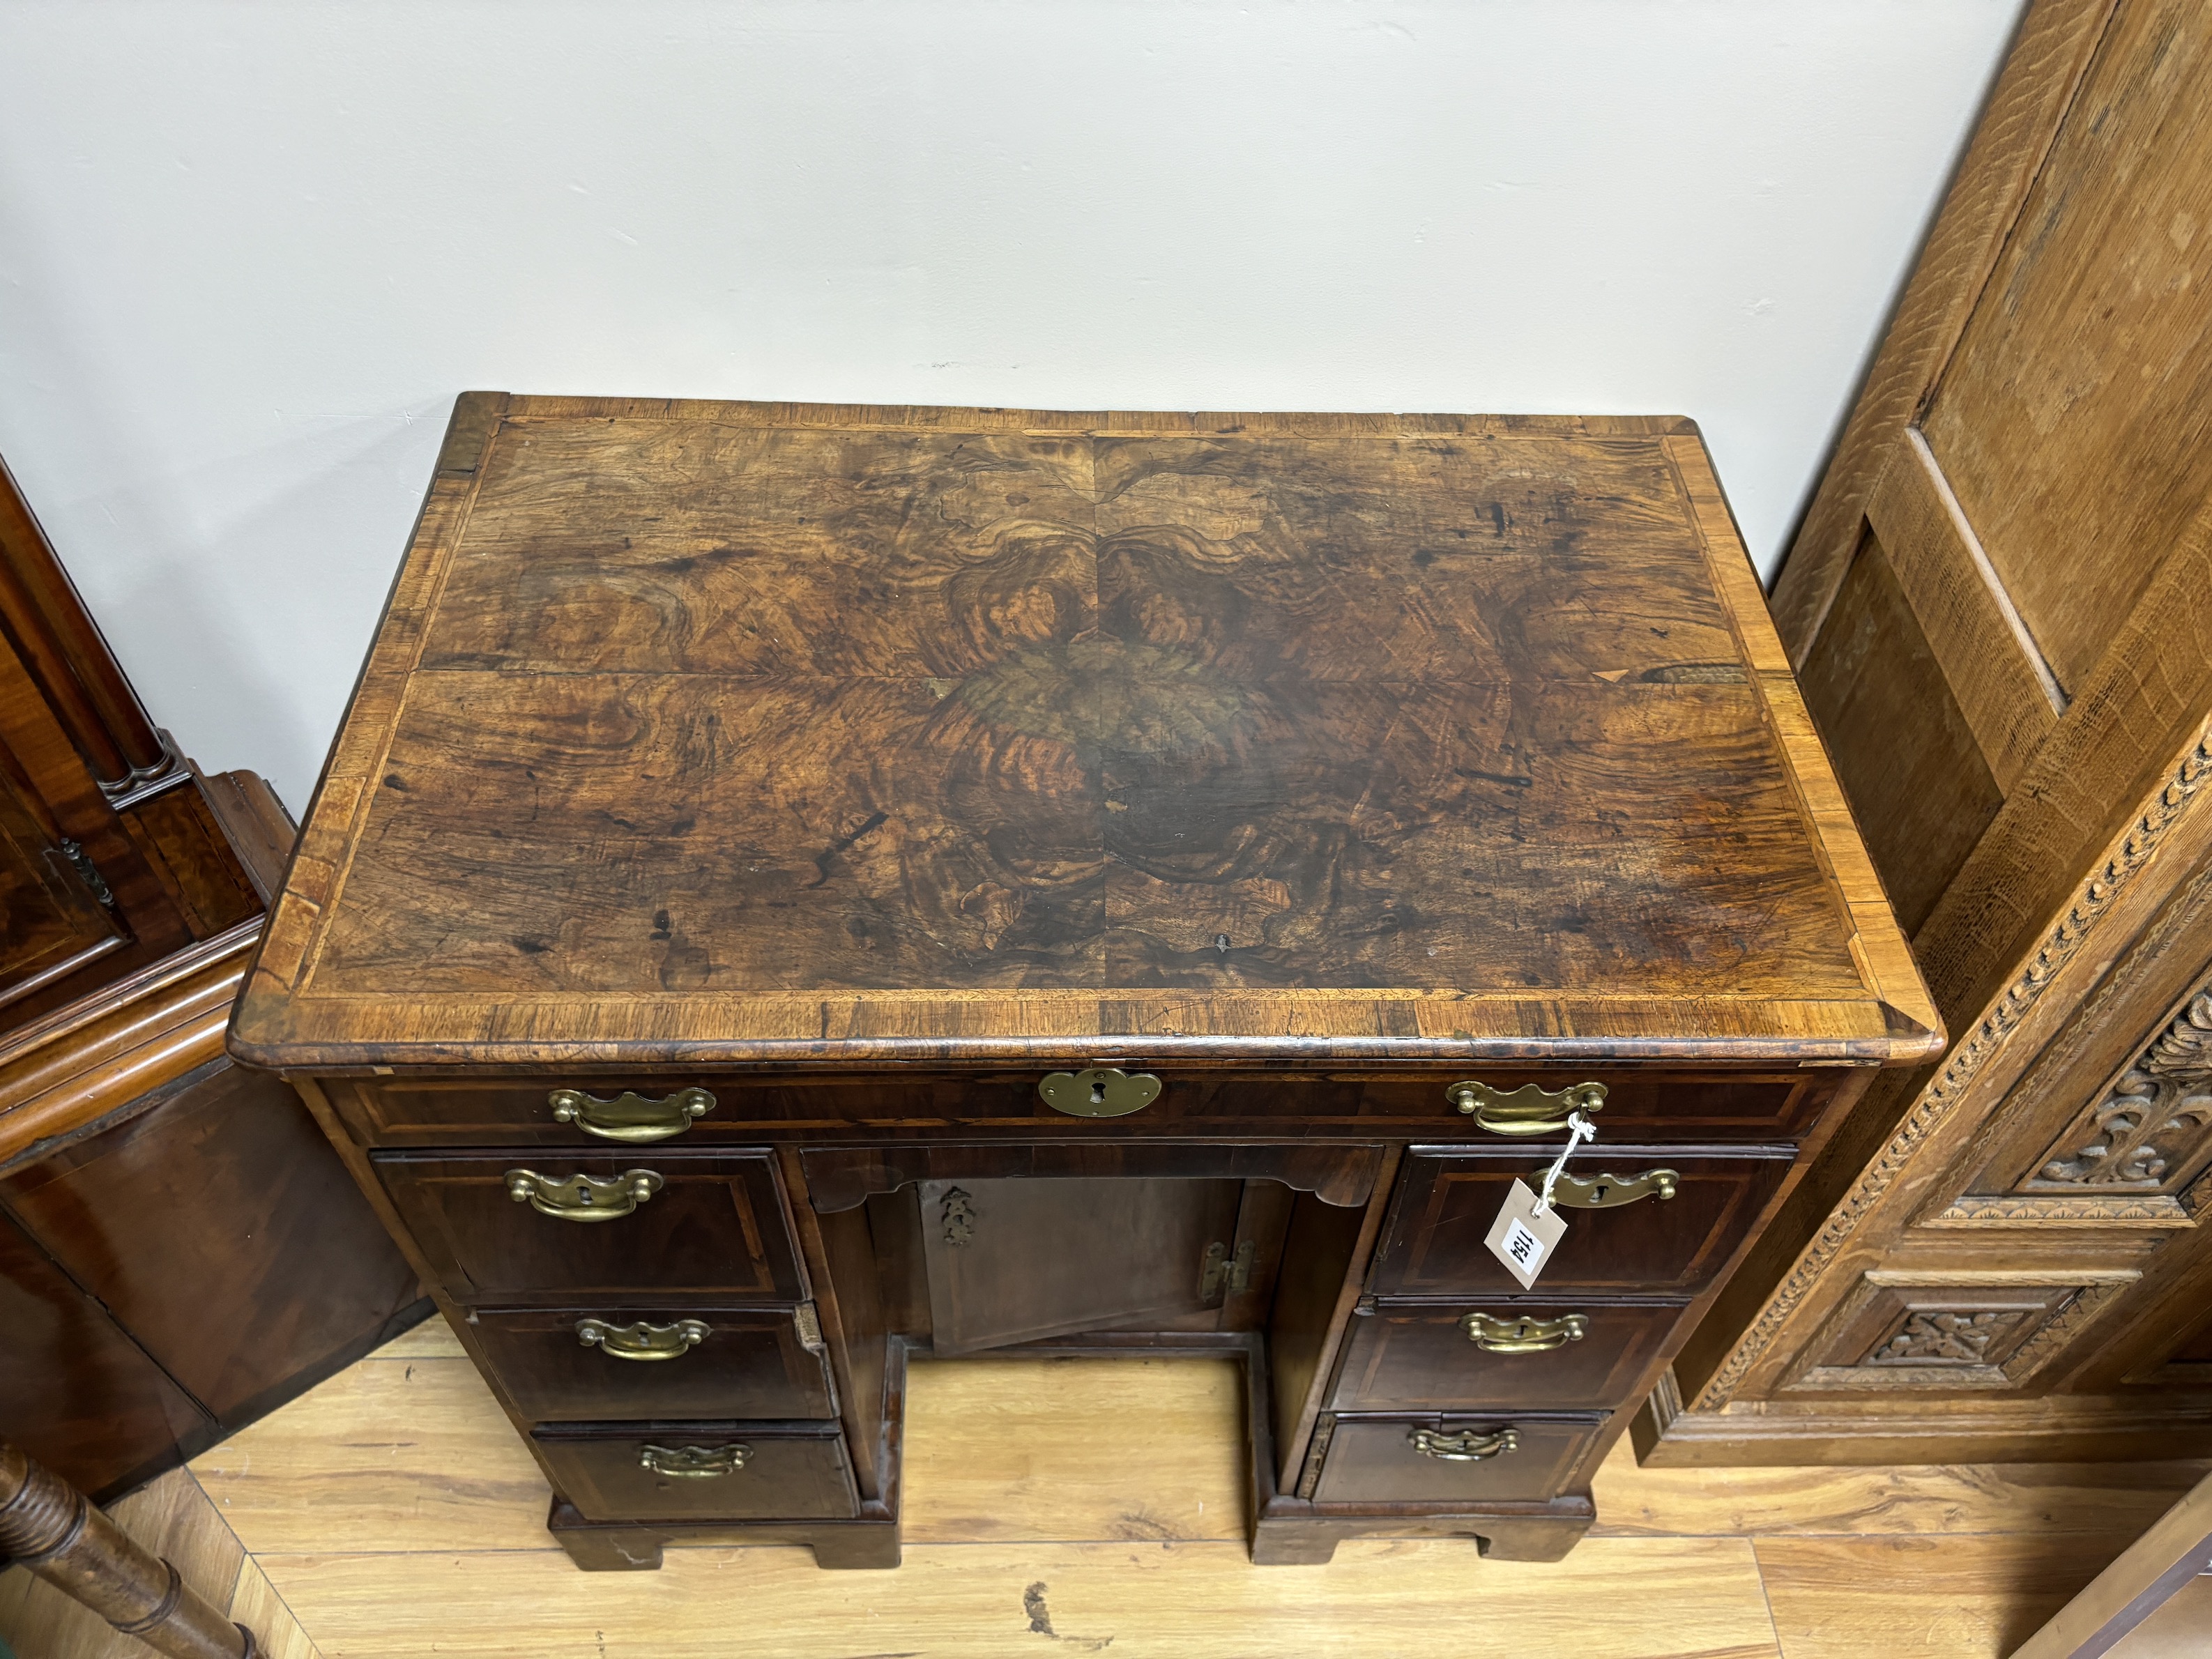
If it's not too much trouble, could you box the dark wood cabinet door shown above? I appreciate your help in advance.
[1331,1300,1681,1414]
[0,764,123,1011]
[0,1207,211,1497]
[376,1149,804,1305]
[471,1306,835,1422]
[1369,1147,1791,1297]
[3,1058,422,1425]
[916,1175,1245,1354]
[1313,1414,1603,1505]
[533,1422,858,1522]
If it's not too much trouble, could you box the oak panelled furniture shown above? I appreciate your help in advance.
[0,452,427,1502]
[230,393,1939,1568]
[1637,0,2212,1467]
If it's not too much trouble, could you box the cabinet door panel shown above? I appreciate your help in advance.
[1371,1147,1790,1297]
[6,1060,422,1425]
[376,1149,803,1304]
[917,1175,1243,1354]
[0,1207,211,1497]
[0,765,123,1010]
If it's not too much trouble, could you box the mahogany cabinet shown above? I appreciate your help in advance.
[0,452,426,1502]
[231,394,1937,1568]
[1643,0,2212,1467]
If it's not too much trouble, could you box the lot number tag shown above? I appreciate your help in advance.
[1485,1177,1569,1289]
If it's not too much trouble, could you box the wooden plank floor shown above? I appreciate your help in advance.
[5,1320,2205,1658]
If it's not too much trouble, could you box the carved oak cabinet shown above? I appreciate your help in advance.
[229,395,1939,1568]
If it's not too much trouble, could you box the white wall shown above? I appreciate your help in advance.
[0,0,2022,809]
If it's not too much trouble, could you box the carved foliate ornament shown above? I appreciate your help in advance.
[2035,988,2212,1188]
[1865,1310,2021,1365]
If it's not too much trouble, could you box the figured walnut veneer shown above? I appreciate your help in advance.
[232,402,1933,1069]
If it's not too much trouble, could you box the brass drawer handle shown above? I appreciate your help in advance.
[576,1317,708,1360]
[1449,1080,1607,1136]
[1039,1067,1162,1118]
[1408,1427,1520,1462]
[639,1443,748,1479]
[505,1168,664,1221]
[549,1087,715,1143]
[1462,1312,1587,1353]
[1546,1168,1678,1209]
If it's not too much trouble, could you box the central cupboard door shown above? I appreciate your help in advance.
[917,1177,1243,1354]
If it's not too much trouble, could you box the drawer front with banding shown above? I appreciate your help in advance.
[1369,1147,1792,1297]
[374,1149,804,1304]
[328,1069,1823,1147]
[1332,1300,1681,1414]
[533,1421,857,1523]
[1310,1414,1604,1506]
[471,1305,835,1422]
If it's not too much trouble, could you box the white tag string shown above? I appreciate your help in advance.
[1535,1111,1597,1214]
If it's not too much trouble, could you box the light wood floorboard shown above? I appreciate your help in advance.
[257,1536,1781,1659]
[1755,1534,2139,1659]
[6,1320,2207,1658]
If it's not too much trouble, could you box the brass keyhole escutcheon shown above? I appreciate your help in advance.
[505,1168,664,1221]
[1545,1168,1679,1209]
[1038,1067,1163,1118]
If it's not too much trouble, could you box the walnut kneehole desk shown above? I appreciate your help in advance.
[229,395,1939,1570]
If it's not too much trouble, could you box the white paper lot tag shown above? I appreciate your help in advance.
[1485,1177,1569,1289]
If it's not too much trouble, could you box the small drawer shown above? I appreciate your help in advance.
[1313,1414,1601,1506]
[473,1306,834,1422]
[374,1149,804,1304]
[330,1069,1826,1149]
[533,1421,857,1523]
[1369,1147,1790,1297]
[1332,1300,1681,1414]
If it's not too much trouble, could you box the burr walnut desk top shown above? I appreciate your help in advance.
[231,397,1936,1070]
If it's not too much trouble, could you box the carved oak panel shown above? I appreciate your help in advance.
[2023,985,2212,1202]
[1783,1274,2136,1393]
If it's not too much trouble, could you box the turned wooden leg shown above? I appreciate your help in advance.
[0,1439,257,1658]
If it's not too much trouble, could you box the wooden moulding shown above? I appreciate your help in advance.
[1635,1370,2212,1469]
[1678,721,2212,1415]
[0,918,261,1170]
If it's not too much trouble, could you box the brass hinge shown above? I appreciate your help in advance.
[1295,1414,1337,1499]
[1200,1239,1254,1302]
[794,1302,825,1352]
[58,839,115,908]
